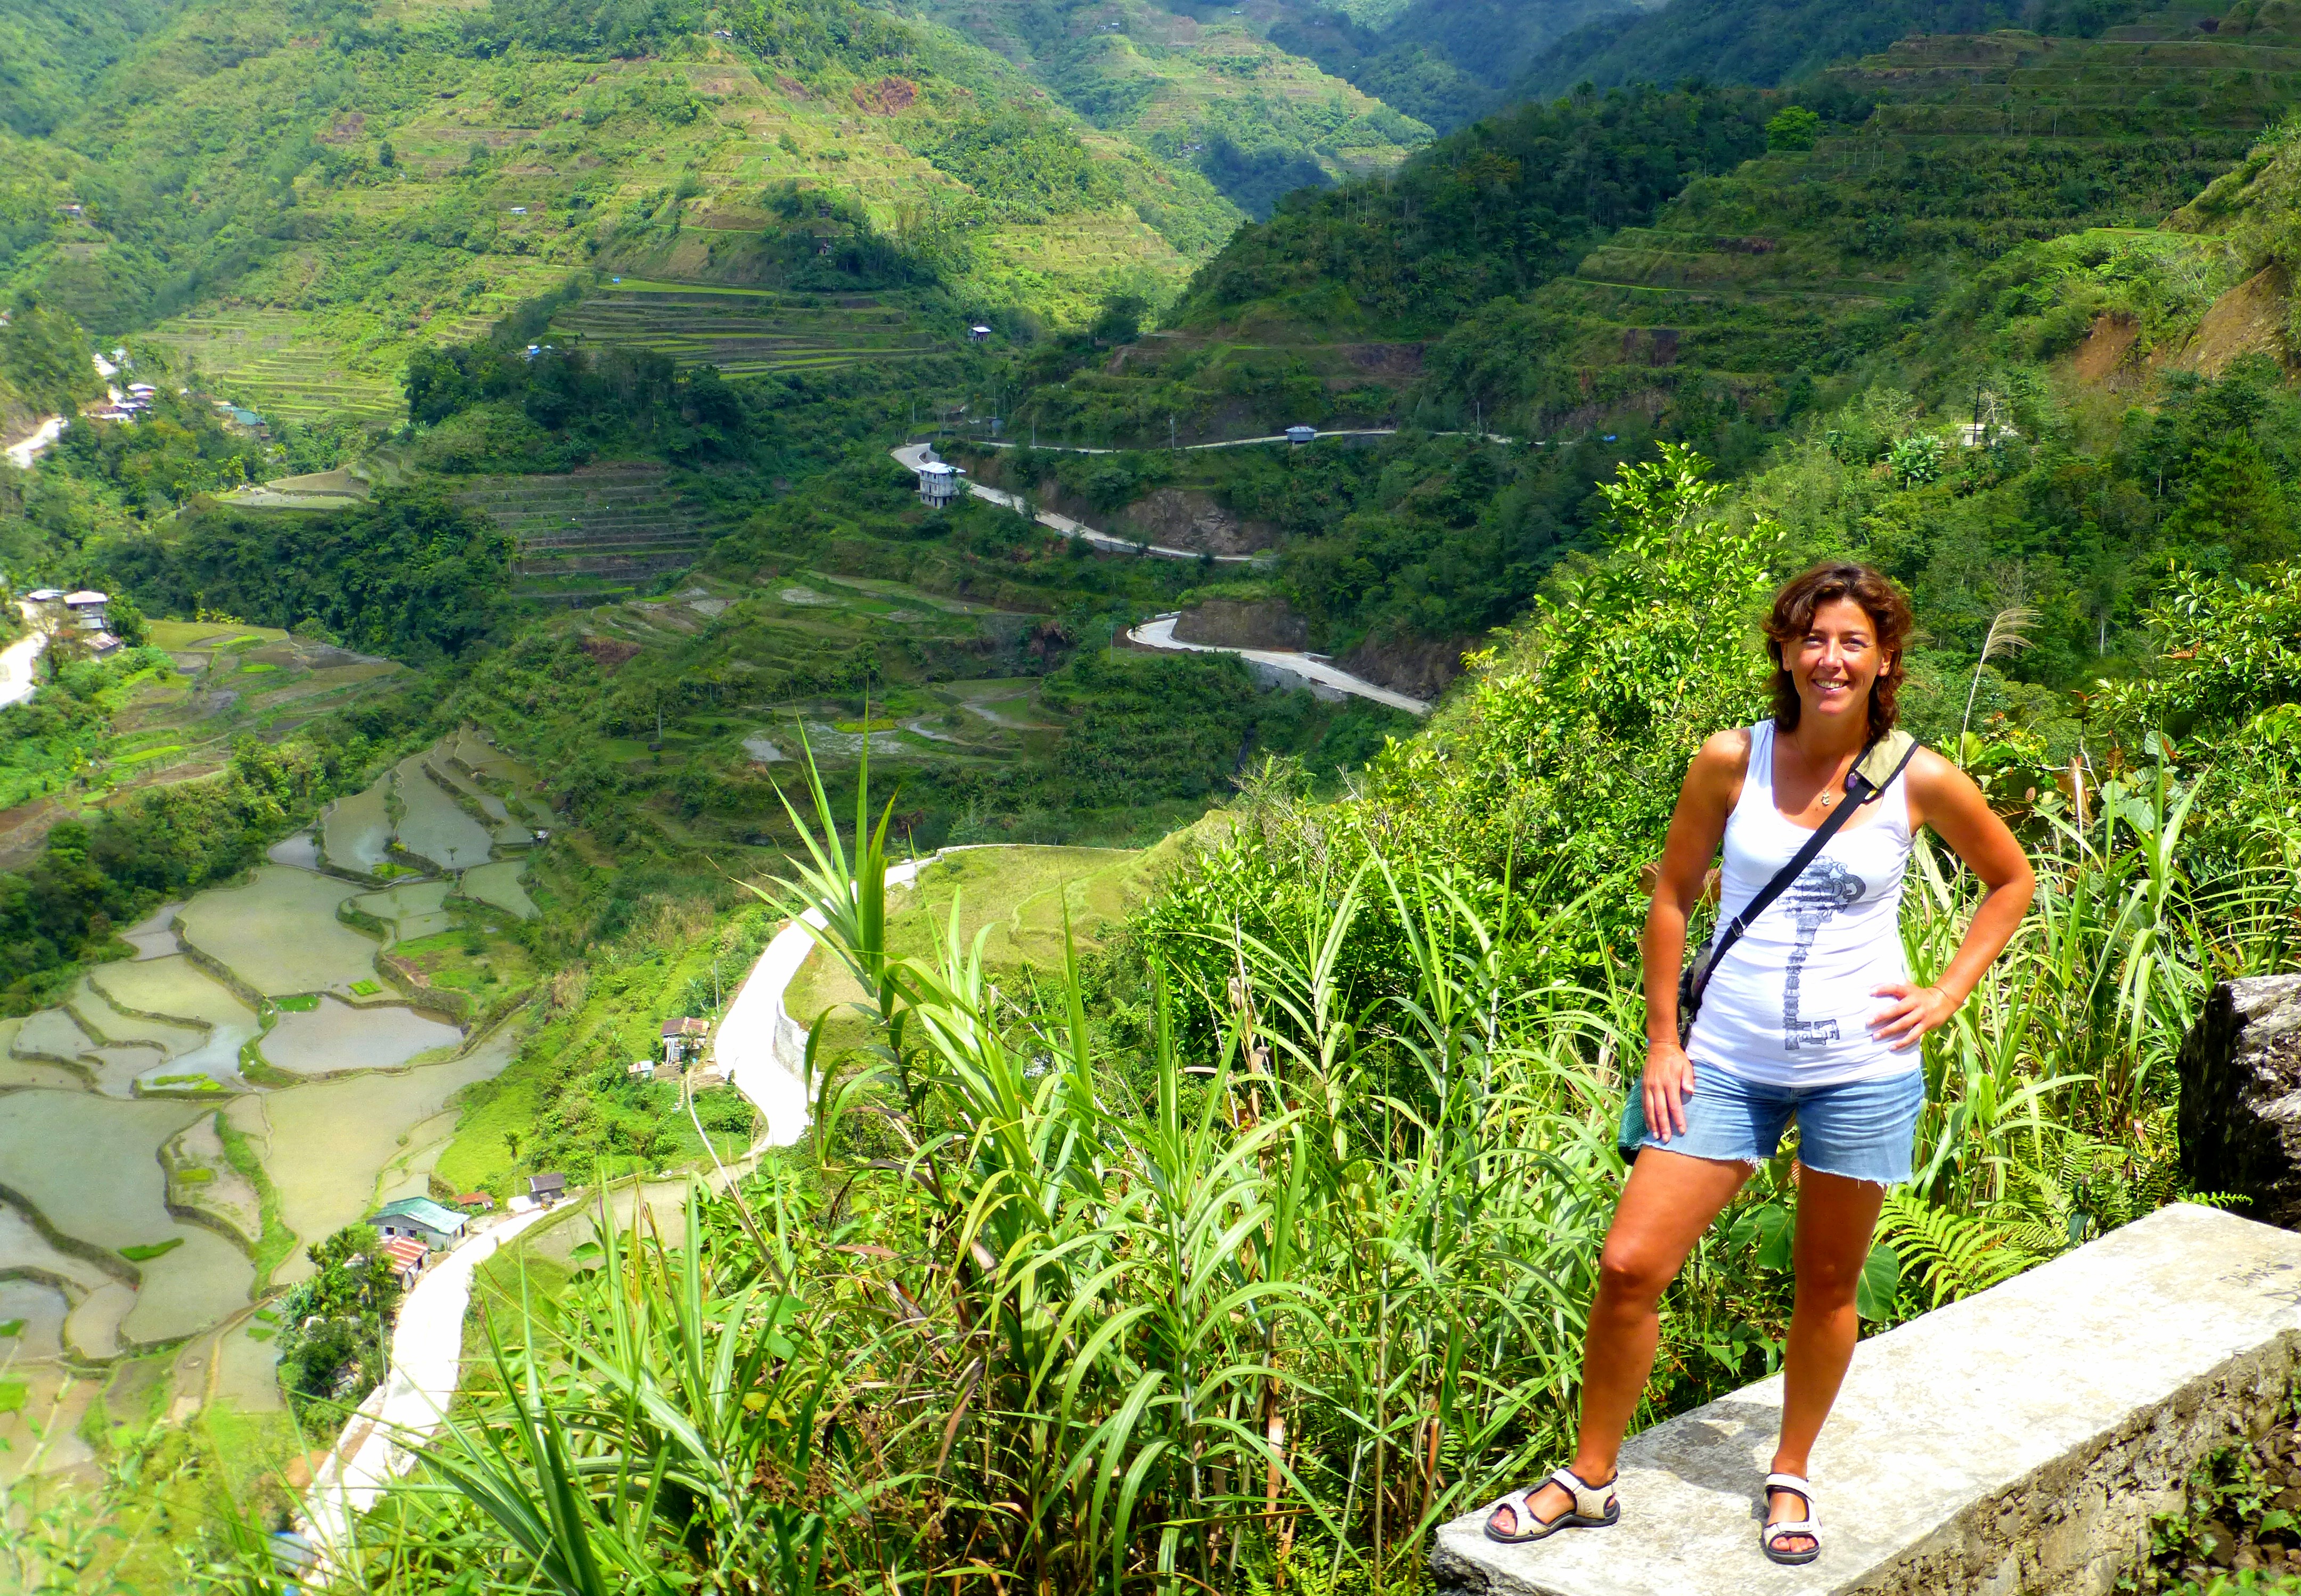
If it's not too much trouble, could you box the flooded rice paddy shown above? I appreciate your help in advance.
[257,1034,512,1286]
[0,730,548,1474]
[320,783,391,874]
[393,753,493,871]
[261,996,460,1076]
[355,879,455,942]
[460,859,537,920]
[177,866,377,997]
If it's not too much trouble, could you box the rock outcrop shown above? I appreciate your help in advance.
[2180,974,2301,1227]
[1172,600,1309,651]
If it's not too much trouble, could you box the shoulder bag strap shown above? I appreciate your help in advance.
[1692,734,1924,1005]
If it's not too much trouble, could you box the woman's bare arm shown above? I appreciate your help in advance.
[1638,730,1748,1137]
[1868,748,2035,1047]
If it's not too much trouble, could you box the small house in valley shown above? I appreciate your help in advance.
[661,1015,709,1067]
[916,459,962,508]
[458,1191,495,1213]
[527,1172,567,1207]
[64,591,108,628]
[371,1196,468,1249]
[379,1236,428,1288]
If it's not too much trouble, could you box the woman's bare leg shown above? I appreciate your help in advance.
[1765,1166,1889,1555]
[1490,1149,1752,1535]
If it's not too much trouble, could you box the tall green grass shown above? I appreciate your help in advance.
[197,730,2293,1596]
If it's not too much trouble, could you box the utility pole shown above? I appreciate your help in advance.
[1170,414,1177,453]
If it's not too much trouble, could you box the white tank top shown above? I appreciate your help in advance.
[1685,719,1918,1087]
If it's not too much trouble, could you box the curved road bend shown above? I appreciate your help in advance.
[1126,613,1431,715]
[891,443,1263,563]
[716,854,936,1151]
[4,415,64,471]
[300,1204,554,1567]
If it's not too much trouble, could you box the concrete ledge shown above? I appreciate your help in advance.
[1432,1204,2301,1595]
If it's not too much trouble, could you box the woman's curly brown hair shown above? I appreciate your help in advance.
[1763,562,1913,746]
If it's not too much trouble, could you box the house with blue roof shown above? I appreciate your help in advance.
[370,1196,469,1249]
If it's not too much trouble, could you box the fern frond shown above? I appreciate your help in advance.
[1878,1191,2042,1309]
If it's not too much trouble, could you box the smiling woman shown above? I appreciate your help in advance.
[1482,562,2036,1565]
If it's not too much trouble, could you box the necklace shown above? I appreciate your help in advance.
[1818,792,1834,808]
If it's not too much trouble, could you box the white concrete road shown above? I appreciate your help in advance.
[4,415,64,471]
[716,856,934,1149]
[0,607,46,710]
[1127,612,1431,715]
[300,1204,553,1567]
[891,443,1263,563]
[947,427,1520,456]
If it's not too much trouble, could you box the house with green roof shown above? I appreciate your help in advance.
[371,1196,469,1249]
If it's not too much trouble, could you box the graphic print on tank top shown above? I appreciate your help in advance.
[1782,857,1868,1050]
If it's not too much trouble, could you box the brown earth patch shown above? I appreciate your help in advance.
[1338,634,1473,701]
[2074,313,2141,382]
[318,111,368,144]
[1174,600,1308,651]
[579,636,642,670]
[2166,265,2295,379]
[851,76,917,114]
[1345,343,1426,381]
[776,75,811,97]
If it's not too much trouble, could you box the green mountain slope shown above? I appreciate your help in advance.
[0,0,185,137]
[1448,16,2301,429]
[1509,0,2155,101]
[916,0,1435,216]
[0,0,1249,425]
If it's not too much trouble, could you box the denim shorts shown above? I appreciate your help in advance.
[1619,1065,1925,1185]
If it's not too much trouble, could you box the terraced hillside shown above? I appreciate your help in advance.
[453,465,704,601]
[141,309,409,426]
[550,281,948,375]
[1446,16,2301,424]
[4,0,1258,434]
[916,0,1433,214]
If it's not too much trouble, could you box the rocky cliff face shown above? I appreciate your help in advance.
[1338,634,1471,700]
[2180,974,2301,1227]
[1172,600,1309,650]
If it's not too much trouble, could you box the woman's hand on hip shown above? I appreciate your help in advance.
[1870,983,1957,1049]
[1643,1042,1696,1140]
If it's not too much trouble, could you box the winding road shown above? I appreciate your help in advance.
[892,443,1266,563]
[4,415,64,471]
[716,856,935,1149]
[300,1204,553,1567]
[1125,613,1431,714]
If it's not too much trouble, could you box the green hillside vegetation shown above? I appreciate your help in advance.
[917,0,1435,216]
[0,0,1250,437]
[0,0,184,138]
[1002,79,1809,451]
[439,459,1411,855]
[1299,0,1660,127]
[1437,19,2301,431]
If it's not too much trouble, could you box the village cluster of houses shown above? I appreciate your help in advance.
[358,1012,722,1290]
[85,382,160,425]
[22,587,123,658]
[363,1172,572,1288]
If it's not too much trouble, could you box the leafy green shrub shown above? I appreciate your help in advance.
[1765,105,1821,152]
